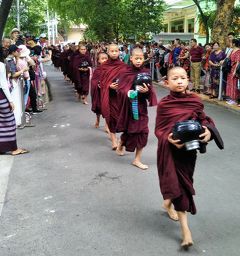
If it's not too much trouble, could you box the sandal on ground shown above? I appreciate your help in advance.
[132,161,148,170]
[12,149,29,156]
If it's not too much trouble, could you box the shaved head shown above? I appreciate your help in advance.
[131,47,144,56]
[167,67,188,79]
[107,43,118,52]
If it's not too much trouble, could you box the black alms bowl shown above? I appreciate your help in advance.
[172,120,203,150]
[133,73,152,90]
[80,61,89,68]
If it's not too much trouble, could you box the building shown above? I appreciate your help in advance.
[154,0,240,44]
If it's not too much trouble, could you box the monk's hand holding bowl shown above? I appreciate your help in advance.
[168,133,184,149]
[199,126,211,143]
[110,82,118,90]
[138,83,149,93]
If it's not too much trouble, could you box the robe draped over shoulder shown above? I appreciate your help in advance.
[100,59,127,132]
[116,66,157,151]
[155,92,224,214]
[91,66,102,115]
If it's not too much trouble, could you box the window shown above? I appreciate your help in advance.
[187,18,195,33]
[170,19,184,33]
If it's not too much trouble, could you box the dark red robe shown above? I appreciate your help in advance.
[155,92,224,214]
[116,66,157,151]
[60,50,69,76]
[100,59,127,133]
[69,51,79,84]
[91,66,102,115]
[74,53,92,96]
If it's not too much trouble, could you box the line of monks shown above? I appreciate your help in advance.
[55,43,224,250]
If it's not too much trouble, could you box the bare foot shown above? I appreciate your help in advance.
[181,229,194,250]
[104,125,110,134]
[132,161,148,170]
[83,101,89,105]
[162,202,179,221]
[116,144,125,156]
[95,121,100,128]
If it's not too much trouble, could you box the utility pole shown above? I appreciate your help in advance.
[17,0,20,30]
[55,13,58,43]
[52,19,55,45]
[47,7,51,45]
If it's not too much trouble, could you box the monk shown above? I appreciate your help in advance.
[155,67,224,249]
[116,48,157,170]
[100,44,127,150]
[91,52,108,128]
[74,44,92,104]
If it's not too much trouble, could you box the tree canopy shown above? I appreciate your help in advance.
[193,0,239,45]
[47,0,166,42]
[4,0,48,37]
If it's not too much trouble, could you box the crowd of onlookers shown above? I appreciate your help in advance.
[51,34,240,106]
[0,28,52,155]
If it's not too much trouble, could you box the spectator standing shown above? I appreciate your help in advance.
[173,38,181,66]
[10,28,20,44]
[202,43,212,95]
[123,45,130,65]
[189,39,204,93]
[0,46,28,155]
[209,42,226,98]
[226,39,240,105]
[179,42,190,76]
[5,45,28,127]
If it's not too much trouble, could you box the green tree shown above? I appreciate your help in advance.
[192,0,238,45]
[48,0,165,42]
[211,0,237,46]
[4,0,48,38]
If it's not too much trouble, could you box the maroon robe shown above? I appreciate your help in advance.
[60,50,69,76]
[155,92,224,214]
[91,66,101,115]
[69,51,80,84]
[116,66,157,152]
[100,59,127,133]
[74,53,92,96]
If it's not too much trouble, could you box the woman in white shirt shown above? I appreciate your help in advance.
[0,46,28,155]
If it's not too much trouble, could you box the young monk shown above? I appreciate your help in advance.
[91,52,108,128]
[75,44,92,104]
[116,48,157,170]
[100,44,127,150]
[155,67,224,249]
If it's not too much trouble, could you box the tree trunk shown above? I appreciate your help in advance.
[0,0,14,39]
[192,0,210,44]
[211,0,236,46]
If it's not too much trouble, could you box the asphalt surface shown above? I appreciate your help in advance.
[0,65,240,256]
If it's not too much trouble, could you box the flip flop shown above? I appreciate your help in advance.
[132,161,149,170]
[12,149,29,156]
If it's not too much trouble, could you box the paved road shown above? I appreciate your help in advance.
[0,66,240,256]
